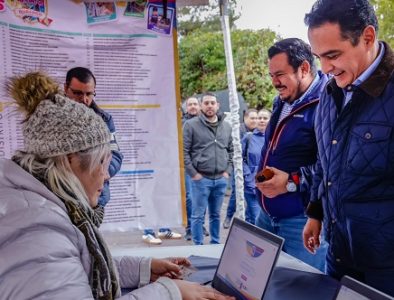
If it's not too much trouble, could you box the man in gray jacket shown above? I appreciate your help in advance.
[183,92,233,245]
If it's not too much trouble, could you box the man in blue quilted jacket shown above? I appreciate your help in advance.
[303,0,394,296]
[255,38,329,272]
[65,67,123,225]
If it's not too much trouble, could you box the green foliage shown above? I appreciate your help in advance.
[177,0,239,37]
[179,28,279,109]
[371,0,394,48]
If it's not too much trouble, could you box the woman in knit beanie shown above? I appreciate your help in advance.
[0,72,233,300]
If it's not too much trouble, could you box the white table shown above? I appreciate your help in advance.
[110,244,321,274]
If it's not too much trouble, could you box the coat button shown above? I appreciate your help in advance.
[332,139,338,145]
[364,132,372,139]
[336,258,341,263]
[327,181,332,187]
[346,85,354,92]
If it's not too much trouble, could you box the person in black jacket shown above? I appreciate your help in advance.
[304,0,394,296]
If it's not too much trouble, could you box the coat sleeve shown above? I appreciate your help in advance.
[183,122,198,177]
[115,256,181,300]
[107,115,124,178]
[305,153,324,220]
[0,205,95,300]
[241,135,251,177]
[225,125,234,175]
[109,149,123,178]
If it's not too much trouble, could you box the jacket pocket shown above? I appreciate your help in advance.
[346,123,391,174]
[344,201,394,269]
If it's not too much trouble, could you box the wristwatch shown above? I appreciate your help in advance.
[286,172,299,193]
[286,180,297,192]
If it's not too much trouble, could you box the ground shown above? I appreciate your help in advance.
[103,193,235,248]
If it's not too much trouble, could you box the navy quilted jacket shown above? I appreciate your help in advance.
[256,72,329,218]
[307,42,394,271]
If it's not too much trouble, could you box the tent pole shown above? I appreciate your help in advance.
[219,0,245,220]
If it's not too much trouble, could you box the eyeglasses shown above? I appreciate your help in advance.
[68,87,96,99]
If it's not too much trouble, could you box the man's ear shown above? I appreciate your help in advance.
[300,60,311,77]
[362,25,376,48]
[64,83,68,95]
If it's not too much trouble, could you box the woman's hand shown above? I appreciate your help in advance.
[174,280,235,300]
[150,257,191,281]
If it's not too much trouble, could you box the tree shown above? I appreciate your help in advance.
[372,0,394,48]
[177,0,239,37]
[179,28,279,109]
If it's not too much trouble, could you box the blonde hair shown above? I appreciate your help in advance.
[13,143,111,211]
[8,71,59,121]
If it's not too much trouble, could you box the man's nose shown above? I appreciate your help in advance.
[320,58,333,74]
[82,94,90,105]
[271,76,280,87]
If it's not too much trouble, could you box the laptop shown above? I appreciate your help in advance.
[211,217,284,300]
[335,275,394,300]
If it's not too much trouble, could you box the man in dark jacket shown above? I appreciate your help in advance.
[255,38,328,272]
[65,67,123,225]
[183,92,233,245]
[303,0,394,296]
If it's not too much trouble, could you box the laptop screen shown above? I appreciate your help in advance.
[212,218,284,300]
[336,285,370,300]
[335,276,394,300]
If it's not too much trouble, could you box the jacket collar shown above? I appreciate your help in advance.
[327,41,394,98]
[274,71,328,111]
[199,112,225,125]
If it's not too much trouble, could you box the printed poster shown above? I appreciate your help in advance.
[0,0,184,231]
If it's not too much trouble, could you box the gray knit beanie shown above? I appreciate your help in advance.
[9,72,110,157]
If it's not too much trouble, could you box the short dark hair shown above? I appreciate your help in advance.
[66,67,96,86]
[201,92,217,101]
[304,0,378,46]
[268,38,316,75]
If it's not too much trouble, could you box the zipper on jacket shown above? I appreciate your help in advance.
[259,99,319,215]
[272,124,286,153]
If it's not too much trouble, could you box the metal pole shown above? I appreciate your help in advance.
[219,0,245,220]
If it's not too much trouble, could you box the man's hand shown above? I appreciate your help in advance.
[222,171,229,179]
[303,218,322,254]
[256,166,288,198]
[192,173,203,180]
[150,257,191,281]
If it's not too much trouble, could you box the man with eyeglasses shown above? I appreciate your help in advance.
[65,67,123,226]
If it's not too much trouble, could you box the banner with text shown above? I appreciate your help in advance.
[0,0,184,231]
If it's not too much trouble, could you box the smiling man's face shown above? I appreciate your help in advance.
[269,52,304,103]
[308,22,373,88]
